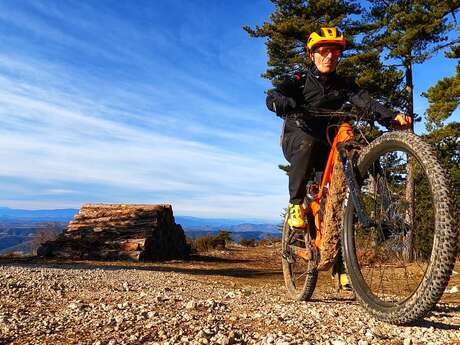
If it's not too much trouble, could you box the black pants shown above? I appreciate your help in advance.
[281,118,329,204]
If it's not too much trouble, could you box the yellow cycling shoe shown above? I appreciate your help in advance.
[332,259,352,291]
[339,272,352,291]
[287,203,306,228]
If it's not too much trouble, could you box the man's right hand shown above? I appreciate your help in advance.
[391,113,412,129]
[266,91,297,116]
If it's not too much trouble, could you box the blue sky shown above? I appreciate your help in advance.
[0,1,458,221]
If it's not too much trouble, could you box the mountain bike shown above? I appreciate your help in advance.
[281,110,458,324]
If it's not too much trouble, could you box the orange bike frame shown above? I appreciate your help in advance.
[308,123,354,248]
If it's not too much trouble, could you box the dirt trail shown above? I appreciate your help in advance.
[0,244,459,344]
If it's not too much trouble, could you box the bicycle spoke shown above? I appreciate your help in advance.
[293,269,309,283]
[341,131,457,324]
[353,148,435,303]
[282,219,318,301]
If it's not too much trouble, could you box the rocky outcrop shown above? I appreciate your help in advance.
[37,204,189,261]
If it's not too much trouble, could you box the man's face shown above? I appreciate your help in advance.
[309,45,342,74]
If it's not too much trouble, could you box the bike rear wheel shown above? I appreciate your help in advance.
[282,215,318,300]
[342,131,457,324]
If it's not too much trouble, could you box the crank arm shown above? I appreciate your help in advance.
[288,245,314,261]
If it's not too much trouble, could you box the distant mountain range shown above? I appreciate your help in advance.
[174,215,278,228]
[0,207,280,231]
[0,207,78,222]
[0,207,282,254]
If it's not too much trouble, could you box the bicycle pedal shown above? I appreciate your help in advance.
[341,284,353,292]
[290,225,307,231]
[282,251,295,264]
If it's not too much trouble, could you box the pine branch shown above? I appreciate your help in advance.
[426,38,460,57]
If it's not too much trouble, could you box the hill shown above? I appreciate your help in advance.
[0,207,281,254]
[0,207,78,222]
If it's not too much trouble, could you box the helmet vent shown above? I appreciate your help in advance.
[307,27,346,50]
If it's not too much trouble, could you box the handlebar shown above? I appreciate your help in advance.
[288,108,376,122]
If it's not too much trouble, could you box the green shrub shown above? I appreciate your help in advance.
[190,230,231,253]
[259,237,281,246]
[240,239,257,247]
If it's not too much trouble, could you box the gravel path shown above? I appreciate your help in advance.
[0,256,459,345]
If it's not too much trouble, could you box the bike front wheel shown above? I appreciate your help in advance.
[342,131,457,324]
[281,215,318,301]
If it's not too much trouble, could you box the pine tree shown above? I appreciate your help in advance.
[244,0,363,83]
[247,2,459,251]
[422,44,460,253]
[423,63,460,130]
[244,0,405,108]
[422,45,460,130]
[244,0,405,181]
[423,122,460,254]
[244,0,366,181]
[365,0,459,119]
[365,0,459,260]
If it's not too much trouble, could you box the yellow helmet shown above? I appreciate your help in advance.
[307,27,346,51]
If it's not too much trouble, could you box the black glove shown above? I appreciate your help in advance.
[266,91,297,116]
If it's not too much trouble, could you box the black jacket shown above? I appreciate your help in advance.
[266,67,394,139]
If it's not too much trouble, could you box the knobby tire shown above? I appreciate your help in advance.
[342,131,458,324]
[282,216,318,300]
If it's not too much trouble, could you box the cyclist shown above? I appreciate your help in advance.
[266,27,411,288]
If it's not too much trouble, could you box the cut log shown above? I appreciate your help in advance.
[37,204,188,261]
[103,238,148,251]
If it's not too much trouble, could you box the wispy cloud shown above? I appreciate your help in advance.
[0,1,286,220]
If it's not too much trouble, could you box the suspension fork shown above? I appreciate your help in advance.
[337,143,374,229]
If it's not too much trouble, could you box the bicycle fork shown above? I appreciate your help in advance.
[337,143,374,229]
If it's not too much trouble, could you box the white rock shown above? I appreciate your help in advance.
[309,309,321,318]
[205,299,216,308]
[365,329,374,338]
[186,300,197,310]
[275,340,289,345]
[266,335,275,344]
[68,303,80,310]
[225,292,236,299]
[331,341,345,345]
[217,335,229,345]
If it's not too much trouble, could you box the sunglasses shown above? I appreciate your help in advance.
[314,46,342,57]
